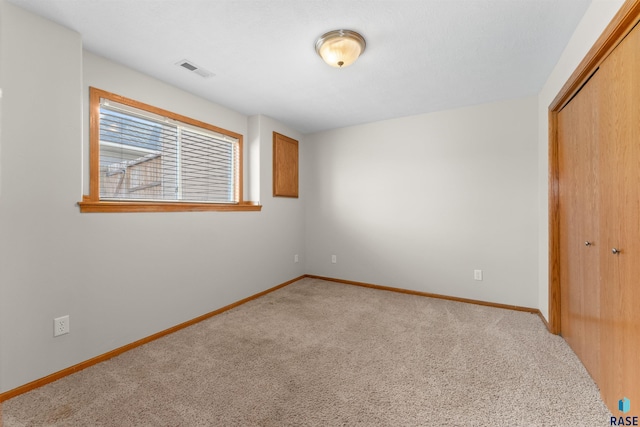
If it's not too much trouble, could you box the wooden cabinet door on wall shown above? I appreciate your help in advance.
[273,132,299,198]
[558,68,601,384]
[596,22,640,412]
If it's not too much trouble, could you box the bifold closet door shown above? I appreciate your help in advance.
[557,69,601,384]
[597,22,640,412]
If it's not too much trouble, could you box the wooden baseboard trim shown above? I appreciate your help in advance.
[305,274,542,315]
[0,275,306,403]
[1,273,547,402]
[537,311,551,331]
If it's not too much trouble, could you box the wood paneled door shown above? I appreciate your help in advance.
[594,22,640,412]
[553,8,640,413]
[557,68,601,384]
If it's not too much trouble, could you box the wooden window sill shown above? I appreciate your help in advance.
[78,196,262,213]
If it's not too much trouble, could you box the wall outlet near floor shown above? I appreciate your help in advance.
[331,255,337,264]
[54,315,70,337]
[474,270,483,281]
[294,254,299,263]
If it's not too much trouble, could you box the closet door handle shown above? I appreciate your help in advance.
[585,241,592,246]
[612,248,621,255]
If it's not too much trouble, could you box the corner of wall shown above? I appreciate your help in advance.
[247,115,261,204]
[0,0,5,395]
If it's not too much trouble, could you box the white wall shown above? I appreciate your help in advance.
[0,2,304,393]
[0,0,627,396]
[537,0,625,321]
[0,0,83,394]
[303,96,539,308]
[0,0,3,393]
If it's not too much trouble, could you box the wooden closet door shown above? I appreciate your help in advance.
[597,23,640,411]
[557,70,601,383]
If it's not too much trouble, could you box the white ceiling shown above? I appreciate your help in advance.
[8,0,591,134]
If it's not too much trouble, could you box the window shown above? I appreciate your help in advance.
[79,87,260,212]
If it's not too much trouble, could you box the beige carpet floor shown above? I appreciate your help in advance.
[2,277,611,426]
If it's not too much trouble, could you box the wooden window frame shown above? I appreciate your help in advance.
[78,87,260,213]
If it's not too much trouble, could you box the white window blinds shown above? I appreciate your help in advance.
[98,100,239,204]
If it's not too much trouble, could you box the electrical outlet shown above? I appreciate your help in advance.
[474,270,483,281]
[54,315,70,337]
[331,255,337,264]
[294,254,299,263]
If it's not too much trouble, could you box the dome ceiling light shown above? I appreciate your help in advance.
[315,29,366,68]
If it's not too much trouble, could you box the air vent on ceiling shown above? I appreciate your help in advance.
[175,59,215,79]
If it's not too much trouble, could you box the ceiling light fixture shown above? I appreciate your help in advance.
[315,29,366,68]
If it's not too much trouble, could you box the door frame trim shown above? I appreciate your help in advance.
[548,0,640,334]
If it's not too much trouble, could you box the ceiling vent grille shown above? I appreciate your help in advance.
[175,59,214,78]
